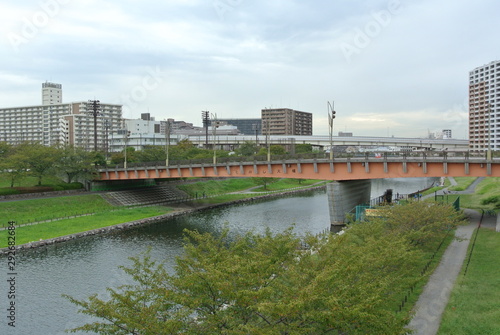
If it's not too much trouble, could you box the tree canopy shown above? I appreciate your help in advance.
[65,202,466,335]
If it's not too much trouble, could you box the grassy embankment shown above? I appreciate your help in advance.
[0,194,173,248]
[438,228,500,334]
[0,178,328,248]
[435,177,500,334]
[430,177,500,210]
[177,178,328,205]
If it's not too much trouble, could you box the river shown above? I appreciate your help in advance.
[0,177,436,334]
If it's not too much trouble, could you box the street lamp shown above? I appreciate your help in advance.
[327,101,336,160]
[211,113,219,165]
[265,119,271,162]
[124,127,130,169]
[164,120,171,167]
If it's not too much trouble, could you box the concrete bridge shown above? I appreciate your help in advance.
[95,152,500,231]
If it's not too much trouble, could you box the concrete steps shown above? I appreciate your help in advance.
[103,186,188,206]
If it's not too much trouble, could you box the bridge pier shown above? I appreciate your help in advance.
[326,180,371,233]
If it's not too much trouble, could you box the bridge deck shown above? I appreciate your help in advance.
[96,155,500,182]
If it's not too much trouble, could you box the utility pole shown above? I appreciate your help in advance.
[87,100,100,152]
[327,101,336,160]
[202,111,210,149]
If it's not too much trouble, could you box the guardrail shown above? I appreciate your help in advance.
[96,151,500,170]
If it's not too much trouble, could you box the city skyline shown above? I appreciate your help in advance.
[2,0,500,138]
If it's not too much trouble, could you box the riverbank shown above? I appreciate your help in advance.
[0,184,327,254]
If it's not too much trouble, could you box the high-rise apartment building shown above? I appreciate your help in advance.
[261,108,312,136]
[469,60,500,151]
[0,83,122,149]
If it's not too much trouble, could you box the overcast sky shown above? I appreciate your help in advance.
[1,0,499,138]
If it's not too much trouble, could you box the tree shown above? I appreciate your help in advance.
[370,201,467,250]
[57,145,95,183]
[295,143,313,154]
[136,145,166,163]
[0,151,29,187]
[236,141,257,156]
[19,142,59,186]
[66,200,469,335]
[111,147,138,165]
[257,145,286,156]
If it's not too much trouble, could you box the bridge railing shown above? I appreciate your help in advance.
[97,151,498,170]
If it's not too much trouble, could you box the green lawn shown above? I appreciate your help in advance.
[177,178,257,196]
[449,177,478,191]
[0,206,172,248]
[438,228,500,334]
[0,194,113,227]
[251,178,327,192]
[428,177,499,211]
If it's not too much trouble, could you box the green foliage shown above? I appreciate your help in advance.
[136,145,166,162]
[295,143,313,154]
[66,202,466,335]
[20,142,60,185]
[257,145,287,156]
[236,141,258,156]
[370,202,467,250]
[0,150,29,187]
[57,145,96,183]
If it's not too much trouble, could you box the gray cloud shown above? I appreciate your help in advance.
[1,0,499,138]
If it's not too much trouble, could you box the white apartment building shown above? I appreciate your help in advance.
[0,83,122,150]
[469,60,500,151]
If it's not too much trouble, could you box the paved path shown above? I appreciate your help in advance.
[409,176,495,334]
[422,177,484,201]
[407,212,477,334]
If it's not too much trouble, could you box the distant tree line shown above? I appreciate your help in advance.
[0,140,314,187]
[0,142,100,186]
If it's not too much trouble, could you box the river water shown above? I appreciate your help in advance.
[0,178,436,334]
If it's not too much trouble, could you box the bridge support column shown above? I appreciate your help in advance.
[327,180,371,233]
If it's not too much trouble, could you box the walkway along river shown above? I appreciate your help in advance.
[0,178,436,335]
